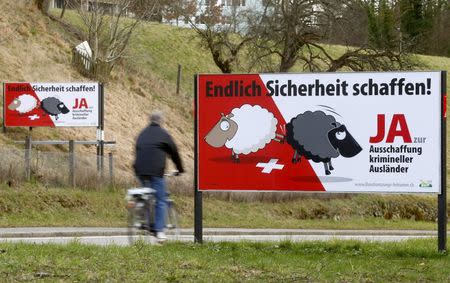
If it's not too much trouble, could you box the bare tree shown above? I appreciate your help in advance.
[161,0,197,25]
[248,0,415,73]
[325,1,368,47]
[69,0,158,78]
[187,1,253,73]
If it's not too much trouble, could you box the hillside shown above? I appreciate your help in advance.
[1,0,450,187]
[0,1,199,184]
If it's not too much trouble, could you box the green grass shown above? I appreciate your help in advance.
[0,183,443,230]
[0,239,448,281]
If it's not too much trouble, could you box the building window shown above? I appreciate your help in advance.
[205,0,218,6]
[224,0,245,6]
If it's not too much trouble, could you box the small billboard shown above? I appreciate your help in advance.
[3,82,100,127]
[196,71,445,193]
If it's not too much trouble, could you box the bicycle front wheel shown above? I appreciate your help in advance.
[165,200,180,240]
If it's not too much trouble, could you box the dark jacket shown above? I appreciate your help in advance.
[134,123,184,177]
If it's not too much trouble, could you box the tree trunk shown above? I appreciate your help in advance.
[60,0,67,18]
[35,0,43,9]
[35,0,52,15]
[279,48,297,72]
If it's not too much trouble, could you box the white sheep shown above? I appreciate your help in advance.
[204,104,283,162]
[8,94,38,114]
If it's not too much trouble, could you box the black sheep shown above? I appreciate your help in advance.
[286,110,362,175]
[41,97,70,120]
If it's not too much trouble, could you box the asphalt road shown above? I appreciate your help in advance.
[0,228,438,246]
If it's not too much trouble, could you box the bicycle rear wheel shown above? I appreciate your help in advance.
[127,207,139,245]
[165,200,180,240]
[127,201,151,245]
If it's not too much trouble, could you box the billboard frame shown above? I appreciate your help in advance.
[438,71,447,252]
[2,82,101,128]
[196,71,443,193]
[194,71,447,251]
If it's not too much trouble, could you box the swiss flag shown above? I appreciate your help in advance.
[197,75,324,191]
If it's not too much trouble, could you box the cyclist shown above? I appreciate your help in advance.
[133,110,184,241]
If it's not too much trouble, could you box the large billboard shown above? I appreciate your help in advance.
[3,82,100,127]
[196,71,445,193]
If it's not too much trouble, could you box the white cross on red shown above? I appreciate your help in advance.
[256,159,284,174]
[28,114,40,120]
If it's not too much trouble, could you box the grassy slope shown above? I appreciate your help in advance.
[0,2,194,182]
[0,240,448,281]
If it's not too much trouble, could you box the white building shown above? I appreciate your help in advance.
[50,0,129,15]
[163,0,266,31]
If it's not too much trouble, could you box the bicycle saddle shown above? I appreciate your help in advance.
[127,187,156,197]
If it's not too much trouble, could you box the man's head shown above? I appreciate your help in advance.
[150,110,164,126]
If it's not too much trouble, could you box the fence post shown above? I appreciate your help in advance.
[176,64,182,95]
[24,135,31,181]
[109,152,114,186]
[35,149,40,173]
[69,140,75,188]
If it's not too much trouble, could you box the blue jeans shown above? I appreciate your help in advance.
[138,176,166,232]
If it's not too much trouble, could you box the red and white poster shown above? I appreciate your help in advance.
[197,72,443,193]
[3,82,99,127]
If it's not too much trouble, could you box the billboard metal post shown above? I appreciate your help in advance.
[194,75,203,243]
[2,83,5,133]
[438,70,447,253]
[100,83,105,177]
[96,83,104,174]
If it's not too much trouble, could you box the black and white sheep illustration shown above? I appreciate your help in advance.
[286,110,362,175]
[205,104,284,162]
[8,94,38,114]
[41,97,70,120]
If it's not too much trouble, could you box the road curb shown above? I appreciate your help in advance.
[0,228,440,238]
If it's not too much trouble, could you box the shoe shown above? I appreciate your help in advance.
[156,232,167,241]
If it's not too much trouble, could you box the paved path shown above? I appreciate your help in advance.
[0,227,439,246]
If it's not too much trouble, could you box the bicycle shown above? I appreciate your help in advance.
[126,172,180,244]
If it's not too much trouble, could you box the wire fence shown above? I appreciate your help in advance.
[0,148,124,189]
[72,49,113,81]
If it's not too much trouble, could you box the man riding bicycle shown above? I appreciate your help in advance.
[133,111,184,241]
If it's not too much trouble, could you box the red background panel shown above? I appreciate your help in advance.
[4,83,54,127]
[197,74,324,191]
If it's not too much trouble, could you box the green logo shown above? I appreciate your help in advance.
[419,180,432,188]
